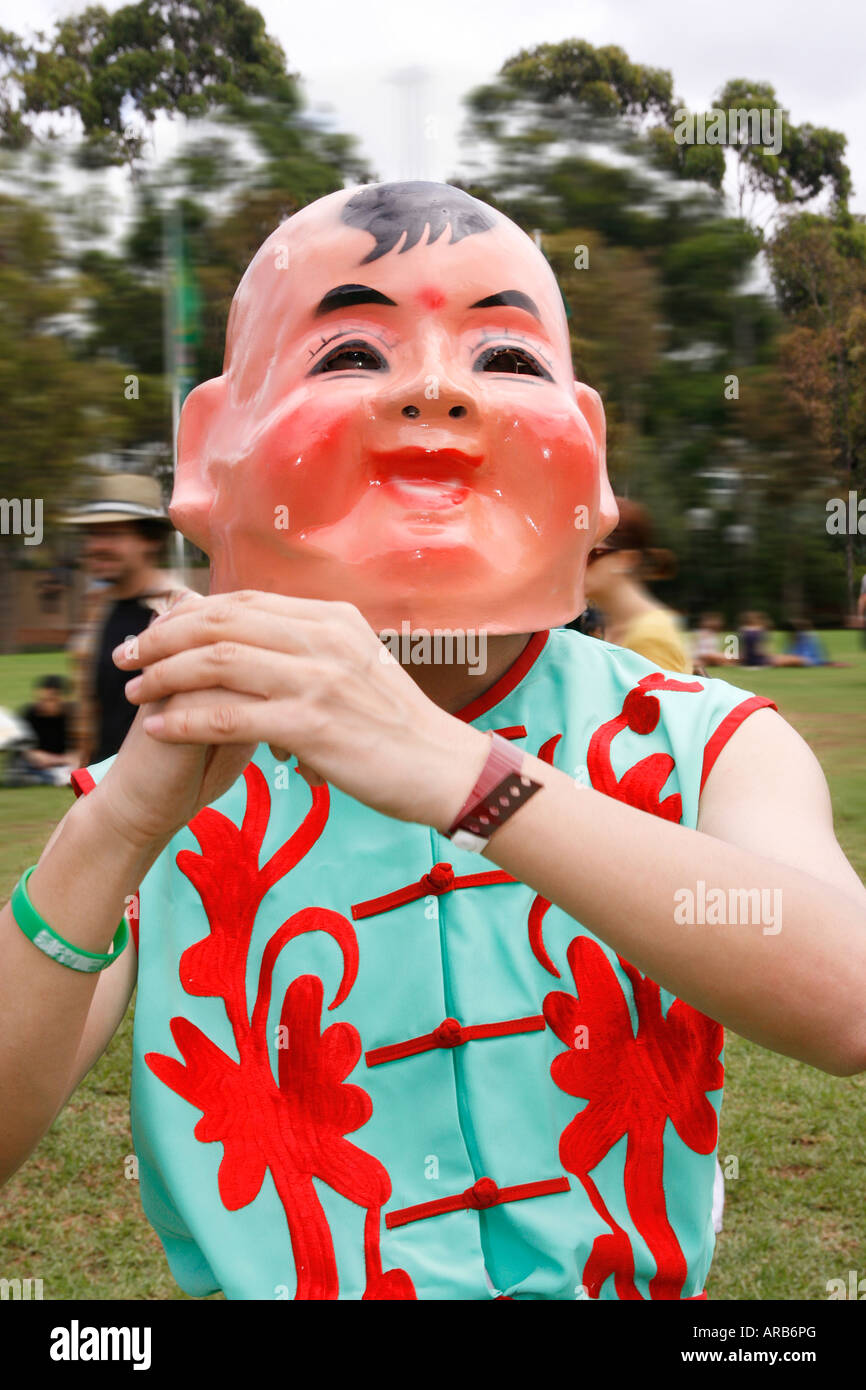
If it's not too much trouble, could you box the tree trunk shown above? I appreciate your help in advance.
[844,441,855,614]
[0,549,15,656]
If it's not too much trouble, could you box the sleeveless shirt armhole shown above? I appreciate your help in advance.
[69,766,140,953]
[699,695,778,795]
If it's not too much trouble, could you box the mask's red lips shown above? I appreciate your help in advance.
[369,445,483,481]
[369,447,481,511]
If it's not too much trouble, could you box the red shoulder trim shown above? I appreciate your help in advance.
[700,695,778,793]
[70,767,96,798]
[455,631,549,723]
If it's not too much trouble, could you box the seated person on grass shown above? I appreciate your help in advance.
[18,675,76,786]
[1,182,865,1302]
[783,620,849,668]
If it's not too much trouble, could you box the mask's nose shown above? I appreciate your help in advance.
[401,401,468,420]
[384,380,479,426]
[371,338,481,428]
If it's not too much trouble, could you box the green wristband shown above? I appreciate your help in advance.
[11,866,129,973]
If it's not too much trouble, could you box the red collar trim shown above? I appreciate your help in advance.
[455,630,550,724]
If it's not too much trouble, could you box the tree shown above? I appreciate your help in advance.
[1,0,295,174]
[713,80,849,221]
[541,227,661,487]
[767,212,866,609]
[459,63,769,487]
[457,38,854,619]
[467,42,852,233]
[74,89,374,427]
[494,39,675,123]
[0,3,374,643]
[0,195,127,650]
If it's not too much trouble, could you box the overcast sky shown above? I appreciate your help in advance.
[4,0,864,213]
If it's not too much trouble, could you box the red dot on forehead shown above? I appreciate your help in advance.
[416,285,447,311]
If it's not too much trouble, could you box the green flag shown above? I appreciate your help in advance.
[166,209,202,409]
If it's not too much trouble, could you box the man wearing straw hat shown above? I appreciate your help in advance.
[65,474,178,766]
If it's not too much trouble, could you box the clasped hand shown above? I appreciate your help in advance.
[113,589,487,833]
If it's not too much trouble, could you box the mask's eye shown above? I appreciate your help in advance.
[310,340,387,374]
[474,345,552,380]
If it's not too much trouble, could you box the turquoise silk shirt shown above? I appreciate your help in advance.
[74,628,774,1301]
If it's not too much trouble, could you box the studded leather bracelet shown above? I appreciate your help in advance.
[445,732,543,853]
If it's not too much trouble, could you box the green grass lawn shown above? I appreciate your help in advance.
[0,652,198,1297]
[0,638,864,1301]
[0,649,74,709]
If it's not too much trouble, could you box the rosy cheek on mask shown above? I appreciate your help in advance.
[491,404,600,530]
[227,396,362,535]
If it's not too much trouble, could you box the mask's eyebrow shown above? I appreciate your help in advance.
[314,283,398,316]
[468,289,542,322]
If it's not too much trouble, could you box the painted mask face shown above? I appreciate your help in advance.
[173,181,617,634]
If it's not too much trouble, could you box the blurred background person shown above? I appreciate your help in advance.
[779,618,850,668]
[66,475,178,766]
[34,566,70,614]
[692,612,737,670]
[784,619,830,667]
[16,675,75,785]
[738,611,772,668]
[583,496,692,673]
[739,612,838,669]
[565,603,606,639]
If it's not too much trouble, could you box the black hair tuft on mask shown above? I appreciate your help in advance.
[341,181,497,264]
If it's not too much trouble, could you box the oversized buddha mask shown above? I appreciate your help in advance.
[172,181,617,634]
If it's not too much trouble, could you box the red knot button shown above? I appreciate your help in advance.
[424,862,455,892]
[464,1177,499,1209]
[432,1017,464,1048]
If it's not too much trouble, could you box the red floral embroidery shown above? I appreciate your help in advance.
[537,675,719,1298]
[544,936,723,1300]
[523,678,701,976]
[586,672,703,819]
[145,762,416,1301]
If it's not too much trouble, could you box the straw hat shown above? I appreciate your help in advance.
[64,474,171,527]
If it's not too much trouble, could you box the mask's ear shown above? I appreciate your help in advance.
[574,380,618,543]
[170,377,226,553]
